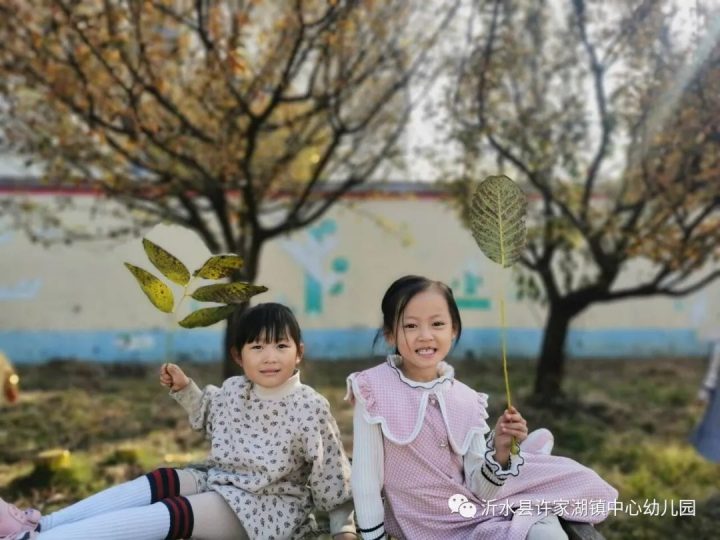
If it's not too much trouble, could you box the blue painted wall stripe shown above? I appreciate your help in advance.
[0,328,710,364]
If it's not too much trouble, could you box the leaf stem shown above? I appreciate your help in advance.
[499,273,519,454]
[165,313,175,364]
[500,296,512,409]
[174,278,197,317]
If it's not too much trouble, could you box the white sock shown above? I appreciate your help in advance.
[37,502,171,540]
[521,428,555,455]
[40,475,151,531]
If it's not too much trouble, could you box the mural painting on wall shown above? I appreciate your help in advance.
[450,259,491,311]
[0,229,43,301]
[280,219,349,315]
[115,333,156,352]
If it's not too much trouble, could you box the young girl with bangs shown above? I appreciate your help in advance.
[347,275,617,540]
[1,303,356,540]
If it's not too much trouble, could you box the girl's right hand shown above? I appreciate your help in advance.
[160,363,190,392]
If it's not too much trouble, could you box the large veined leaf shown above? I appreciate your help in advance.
[469,175,527,268]
[124,263,175,313]
[178,305,237,328]
[191,282,268,304]
[469,175,527,455]
[142,238,191,286]
[193,254,244,280]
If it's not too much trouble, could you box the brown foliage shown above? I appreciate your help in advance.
[0,0,458,263]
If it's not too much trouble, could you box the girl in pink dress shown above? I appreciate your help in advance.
[347,275,618,540]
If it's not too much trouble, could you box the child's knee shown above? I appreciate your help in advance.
[521,428,555,455]
[176,469,203,496]
[145,468,182,503]
[145,468,203,500]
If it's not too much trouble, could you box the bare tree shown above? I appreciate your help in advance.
[450,0,720,398]
[0,0,459,375]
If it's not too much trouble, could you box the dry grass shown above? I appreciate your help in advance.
[1,356,718,539]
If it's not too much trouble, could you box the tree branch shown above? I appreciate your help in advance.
[572,0,612,222]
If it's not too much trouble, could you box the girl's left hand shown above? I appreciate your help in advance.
[493,406,528,464]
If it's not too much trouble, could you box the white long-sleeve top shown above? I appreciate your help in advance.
[349,363,522,540]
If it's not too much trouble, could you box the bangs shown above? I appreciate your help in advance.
[247,318,290,344]
[233,303,302,348]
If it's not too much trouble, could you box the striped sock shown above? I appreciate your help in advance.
[40,474,152,531]
[146,468,181,503]
[36,501,174,540]
[39,469,181,532]
[159,496,194,540]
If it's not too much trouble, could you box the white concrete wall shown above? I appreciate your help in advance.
[1,189,718,362]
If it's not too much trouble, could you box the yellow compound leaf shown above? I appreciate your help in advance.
[124,263,175,313]
[178,305,237,328]
[142,238,190,286]
[191,282,268,304]
[193,254,245,280]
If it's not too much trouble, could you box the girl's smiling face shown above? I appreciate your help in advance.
[232,331,303,388]
[388,288,457,382]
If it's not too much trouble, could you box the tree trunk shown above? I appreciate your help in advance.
[221,240,262,379]
[533,303,574,400]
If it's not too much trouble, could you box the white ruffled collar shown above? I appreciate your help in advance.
[386,354,454,389]
[346,357,488,454]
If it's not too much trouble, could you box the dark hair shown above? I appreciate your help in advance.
[373,275,462,351]
[232,303,302,349]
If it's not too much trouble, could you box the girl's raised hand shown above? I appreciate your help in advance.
[493,406,528,465]
[160,363,190,392]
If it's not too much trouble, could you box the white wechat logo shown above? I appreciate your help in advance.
[448,494,477,518]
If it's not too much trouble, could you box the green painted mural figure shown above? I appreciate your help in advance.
[280,219,349,315]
